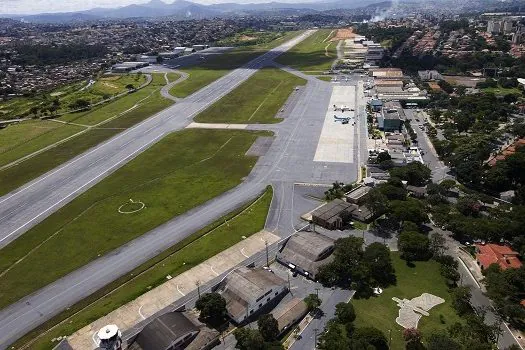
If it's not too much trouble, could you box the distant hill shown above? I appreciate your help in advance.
[0,0,387,23]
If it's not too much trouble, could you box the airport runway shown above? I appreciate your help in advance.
[0,37,368,348]
[0,30,313,250]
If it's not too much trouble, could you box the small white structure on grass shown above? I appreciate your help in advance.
[392,293,445,329]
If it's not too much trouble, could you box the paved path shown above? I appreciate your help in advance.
[160,70,189,102]
[0,31,316,348]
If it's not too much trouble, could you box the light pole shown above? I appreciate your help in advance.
[196,280,201,299]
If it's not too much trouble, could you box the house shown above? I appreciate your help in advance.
[369,99,383,112]
[311,199,354,230]
[272,298,308,336]
[277,231,335,279]
[475,244,522,270]
[380,101,405,132]
[500,190,515,202]
[406,185,427,198]
[418,70,443,81]
[217,267,288,324]
[126,311,220,350]
[345,185,371,204]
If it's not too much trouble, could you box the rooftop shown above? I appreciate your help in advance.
[312,199,353,222]
[476,243,522,270]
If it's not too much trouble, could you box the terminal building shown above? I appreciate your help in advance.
[277,231,335,280]
[217,267,288,324]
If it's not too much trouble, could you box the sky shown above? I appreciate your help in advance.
[0,0,314,15]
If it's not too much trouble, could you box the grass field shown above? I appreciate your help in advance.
[353,253,462,349]
[0,74,173,196]
[11,186,273,350]
[170,31,302,98]
[166,72,181,83]
[482,86,522,96]
[0,74,147,121]
[317,76,333,82]
[0,129,269,310]
[276,29,337,74]
[194,68,306,124]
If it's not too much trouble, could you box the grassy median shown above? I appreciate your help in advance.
[11,186,273,350]
[353,253,462,350]
[0,129,269,309]
[276,29,337,73]
[194,68,306,124]
[170,31,302,98]
[0,74,173,196]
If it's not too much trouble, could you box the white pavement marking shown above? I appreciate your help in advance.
[176,285,186,296]
[138,305,146,320]
[186,122,248,130]
[314,85,356,163]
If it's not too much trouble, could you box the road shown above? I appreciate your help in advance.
[404,108,451,183]
[0,30,314,250]
[0,32,371,349]
[433,225,522,349]
[289,289,355,350]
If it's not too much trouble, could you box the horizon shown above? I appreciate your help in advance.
[0,0,324,16]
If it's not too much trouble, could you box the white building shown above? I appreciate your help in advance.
[218,267,288,324]
[487,20,502,34]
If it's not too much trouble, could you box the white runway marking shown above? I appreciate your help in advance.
[314,85,356,163]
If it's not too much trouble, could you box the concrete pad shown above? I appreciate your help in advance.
[186,122,248,130]
[67,230,280,350]
[314,86,356,163]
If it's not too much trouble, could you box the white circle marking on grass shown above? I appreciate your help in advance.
[118,198,145,214]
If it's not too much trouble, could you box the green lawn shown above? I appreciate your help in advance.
[276,29,337,73]
[481,86,522,96]
[12,186,273,350]
[166,72,181,83]
[317,76,333,82]
[0,74,173,196]
[170,31,302,98]
[0,129,269,310]
[194,68,306,124]
[0,121,85,167]
[353,253,462,350]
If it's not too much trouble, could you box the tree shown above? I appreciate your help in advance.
[125,83,135,90]
[398,231,430,262]
[316,237,368,289]
[195,292,226,323]
[376,151,391,163]
[365,188,389,217]
[429,232,447,257]
[390,199,428,226]
[451,286,472,316]
[352,326,388,350]
[427,331,462,350]
[335,302,356,324]
[363,242,396,286]
[29,106,39,117]
[304,294,321,312]
[403,328,424,350]
[390,162,431,186]
[318,320,350,350]
[456,195,482,217]
[257,314,279,342]
[234,328,266,350]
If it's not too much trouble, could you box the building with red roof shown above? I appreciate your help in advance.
[475,243,522,270]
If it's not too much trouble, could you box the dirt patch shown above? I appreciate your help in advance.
[101,81,119,89]
[100,75,121,81]
[428,82,442,91]
[443,75,485,88]
[239,35,257,41]
[331,28,356,41]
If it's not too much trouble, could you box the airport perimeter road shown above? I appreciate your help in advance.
[0,30,314,250]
